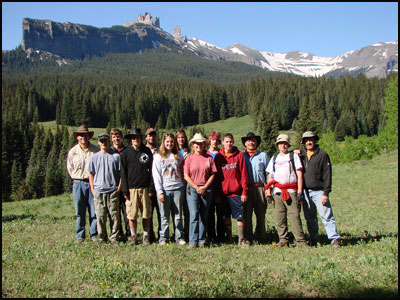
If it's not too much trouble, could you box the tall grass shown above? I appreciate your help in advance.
[2,151,398,298]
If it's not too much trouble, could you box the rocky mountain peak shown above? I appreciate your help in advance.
[123,12,160,28]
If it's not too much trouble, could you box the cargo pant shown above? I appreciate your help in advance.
[93,189,121,242]
[244,185,268,243]
[273,192,307,245]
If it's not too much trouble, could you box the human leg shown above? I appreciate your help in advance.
[303,190,319,243]
[273,193,289,244]
[158,192,172,243]
[93,192,108,242]
[170,187,184,242]
[254,186,267,243]
[286,193,307,245]
[186,186,200,246]
[73,180,88,239]
[108,189,121,243]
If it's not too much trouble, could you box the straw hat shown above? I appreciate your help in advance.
[275,134,291,146]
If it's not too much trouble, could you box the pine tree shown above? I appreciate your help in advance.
[258,105,280,158]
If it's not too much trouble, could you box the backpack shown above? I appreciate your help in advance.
[272,151,298,179]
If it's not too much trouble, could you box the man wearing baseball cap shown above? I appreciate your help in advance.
[88,134,121,244]
[299,131,341,248]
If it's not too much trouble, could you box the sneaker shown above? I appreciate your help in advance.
[128,235,138,245]
[238,238,250,247]
[176,239,186,246]
[143,235,151,245]
[76,238,84,243]
[110,239,118,245]
[188,244,197,249]
[275,241,289,247]
[91,236,98,242]
[332,239,341,248]
[159,240,167,246]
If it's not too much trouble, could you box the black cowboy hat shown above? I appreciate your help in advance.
[124,128,144,139]
[241,132,261,146]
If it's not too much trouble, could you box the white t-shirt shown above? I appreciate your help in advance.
[266,152,302,194]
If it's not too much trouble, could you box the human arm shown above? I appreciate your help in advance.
[89,173,95,195]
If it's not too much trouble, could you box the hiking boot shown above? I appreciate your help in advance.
[110,239,118,246]
[128,235,138,245]
[296,242,311,248]
[332,239,341,248]
[188,244,197,249]
[143,235,151,245]
[176,239,186,246]
[199,241,208,248]
[91,236,98,242]
[159,240,167,246]
[238,238,250,247]
[76,238,84,243]
[275,241,289,247]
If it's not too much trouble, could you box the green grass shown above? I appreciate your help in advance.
[2,151,398,297]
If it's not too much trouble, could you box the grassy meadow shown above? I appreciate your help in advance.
[2,148,398,297]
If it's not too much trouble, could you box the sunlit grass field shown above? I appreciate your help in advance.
[2,149,397,297]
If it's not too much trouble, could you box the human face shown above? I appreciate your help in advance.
[193,142,204,154]
[76,133,90,147]
[164,136,175,152]
[277,142,289,154]
[176,133,186,148]
[223,137,234,153]
[98,138,110,151]
[245,138,257,151]
[304,138,316,151]
[146,133,157,146]
[131,136,141,148]
[111,133,122,148]
[209,138,220,150]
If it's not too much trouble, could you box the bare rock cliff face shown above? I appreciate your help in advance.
[22,18,178,59]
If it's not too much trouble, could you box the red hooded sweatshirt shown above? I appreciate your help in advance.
[215,146,248,197]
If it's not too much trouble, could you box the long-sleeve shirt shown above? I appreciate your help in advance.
[300,146,332,196]
[67,143,99,180]
[152,152,184,196]
[120,144,154,196]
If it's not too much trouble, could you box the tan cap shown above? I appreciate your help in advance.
[145,128,156,136]
[275,134,291,146]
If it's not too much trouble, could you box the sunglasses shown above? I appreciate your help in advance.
[163,133,174,138]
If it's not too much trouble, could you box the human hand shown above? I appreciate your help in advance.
[241,195,247,203]
[158,194,165,202]
[322,195,329,206]
[197,186,206,195]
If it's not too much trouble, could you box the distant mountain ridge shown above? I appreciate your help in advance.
[20,14,398,78]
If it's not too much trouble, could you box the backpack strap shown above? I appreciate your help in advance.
[273,151,298,180]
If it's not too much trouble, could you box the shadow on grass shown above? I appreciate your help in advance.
[2,214,75,222]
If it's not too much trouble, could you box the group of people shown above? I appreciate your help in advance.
[67,125,341,249]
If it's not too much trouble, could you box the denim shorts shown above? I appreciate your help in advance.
[228,196,244,220]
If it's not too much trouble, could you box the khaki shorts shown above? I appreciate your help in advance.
[126,188,152,220]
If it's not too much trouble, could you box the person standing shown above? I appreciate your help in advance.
[89,134,121,244]
[241,132,269,244]
[144,128,161,243]
[120,128,154,245]
[184,133,217,248]
[264,134,309,248]
[175,130,191,241]
[67,125,99,243]
[206,131,225,244]
[152,133,186,245]
[215,133,249,247]
[110,128,129,241]
[299,131,341,248]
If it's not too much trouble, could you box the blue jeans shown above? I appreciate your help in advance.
[303,189,340,243]
[73,180,97,239]
[186,186,212,245]
[158,187,184,242]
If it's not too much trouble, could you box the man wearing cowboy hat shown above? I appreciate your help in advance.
[67,125,99,243]
[120,128,154,245]
[299,131,341,248]
[265,134,309,247]
[241,132,270,244]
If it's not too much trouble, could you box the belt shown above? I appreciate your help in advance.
[249,183,264,188]
[74,179,89,182]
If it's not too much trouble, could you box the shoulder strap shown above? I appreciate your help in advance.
[272,152,279,173]
[289,151,297,180]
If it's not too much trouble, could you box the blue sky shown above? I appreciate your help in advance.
[2,2,398,57]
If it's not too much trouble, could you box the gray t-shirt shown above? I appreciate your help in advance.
[89,151,121,193]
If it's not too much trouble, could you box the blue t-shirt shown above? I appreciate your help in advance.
[89,151,121,193]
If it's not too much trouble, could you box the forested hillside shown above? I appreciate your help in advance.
[2,46,397,202]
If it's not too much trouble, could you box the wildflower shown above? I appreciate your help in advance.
[285,262,289,265]
[314,270,319,274]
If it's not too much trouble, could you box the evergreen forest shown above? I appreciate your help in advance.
[2,47,398,202]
